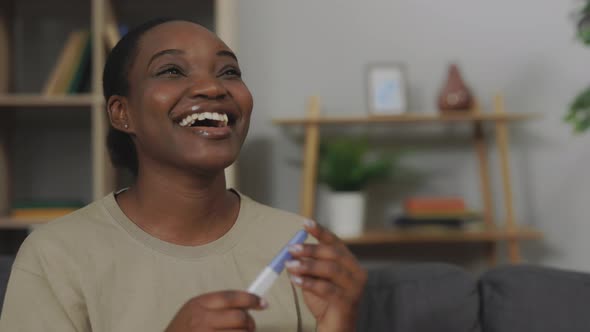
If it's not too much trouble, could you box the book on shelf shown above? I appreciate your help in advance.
[394,196,483,230]
[67,35,92,94]
[41,0,126,96]
[9,200,84,221]
[43,29,90,96]
[392,216,483,229]
[104,0,128,50]
[404,197,466,214]
[406,210,482,220]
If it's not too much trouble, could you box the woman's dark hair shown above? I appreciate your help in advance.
[103,17,186,176]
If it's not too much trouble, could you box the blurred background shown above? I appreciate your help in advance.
[0,0,589,271]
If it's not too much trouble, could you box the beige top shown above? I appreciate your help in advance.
[0,191,316,332]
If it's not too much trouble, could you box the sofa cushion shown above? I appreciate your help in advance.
[357,263,481,332]
[480,264,590,332]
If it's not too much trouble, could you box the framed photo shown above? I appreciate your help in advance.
[366,63,407,115]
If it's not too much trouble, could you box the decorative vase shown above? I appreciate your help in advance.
[327,191,365,237]
[437,63,474,112]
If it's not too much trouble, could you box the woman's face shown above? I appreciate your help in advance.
[123,21,253,174]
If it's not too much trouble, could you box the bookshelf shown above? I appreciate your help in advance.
[274,95,543,265]
[341,226,543,245]
[0,0,240,237]
[273,112,540,125]
[0,94,94,107]
[0,217,47,229]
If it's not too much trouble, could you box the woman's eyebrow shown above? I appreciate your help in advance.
[217,50,237,62]
[147,49,184,68]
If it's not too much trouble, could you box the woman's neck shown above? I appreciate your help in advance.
[116,164,240,246]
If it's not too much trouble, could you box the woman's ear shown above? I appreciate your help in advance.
[107,95,133,133]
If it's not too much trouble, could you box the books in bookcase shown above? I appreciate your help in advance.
[43,29,91,95]
[9,200,84,222]
[105,0,121,50]
[393,196,483,230]
[42,0,126,95]
[404,197,466,214]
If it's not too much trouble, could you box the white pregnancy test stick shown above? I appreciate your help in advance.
[247,229,308,297]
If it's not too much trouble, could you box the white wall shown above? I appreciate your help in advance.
[236,0,590,270]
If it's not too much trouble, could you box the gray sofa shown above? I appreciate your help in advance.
[1,256,590,331]
[357,263,590,331]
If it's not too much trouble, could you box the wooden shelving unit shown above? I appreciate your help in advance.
[274,95,542,264]
[0,217,47,229]
[0,94,95,107]
[0,0,239,242]
[273,112,540,125]
[341,226,542,245]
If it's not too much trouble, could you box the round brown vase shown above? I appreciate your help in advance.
[437,64,474,112]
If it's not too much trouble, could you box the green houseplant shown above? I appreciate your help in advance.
[566,2,590,132]
[318,137,395,237]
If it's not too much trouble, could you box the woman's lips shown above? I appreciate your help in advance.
[178,123,233,139]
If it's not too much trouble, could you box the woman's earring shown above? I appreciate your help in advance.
[124,124,129,129]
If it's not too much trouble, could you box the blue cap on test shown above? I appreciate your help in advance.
[269,230,308,274]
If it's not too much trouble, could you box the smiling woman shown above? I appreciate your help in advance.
[0,18,367,332]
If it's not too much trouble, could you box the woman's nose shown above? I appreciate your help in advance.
[187,77,227,100]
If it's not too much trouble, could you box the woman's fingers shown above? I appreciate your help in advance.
[196,290,267,310]
[303,219,341,245]
[290,274,344,299]
[166,291,265,332]
[285,259,354,289]
[288,243,363,282]
[205,309,256,330]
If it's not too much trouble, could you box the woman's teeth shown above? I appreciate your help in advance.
[179,112,229,127]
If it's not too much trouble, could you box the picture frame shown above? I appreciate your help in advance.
[366,63,407,116]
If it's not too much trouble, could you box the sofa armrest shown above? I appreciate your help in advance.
[480,264,590,332]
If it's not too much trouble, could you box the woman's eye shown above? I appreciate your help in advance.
[157,67,183,77]
[221,68,242,78]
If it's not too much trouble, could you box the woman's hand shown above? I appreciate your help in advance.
[165,290,267,332]
[286,219,367,332]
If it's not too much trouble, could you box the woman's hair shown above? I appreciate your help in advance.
[103,17,186,176]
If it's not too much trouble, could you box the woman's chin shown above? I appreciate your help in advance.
[184,155,237,174]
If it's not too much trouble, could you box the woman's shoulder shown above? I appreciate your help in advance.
[31,194,119,238]
[12,194,122,274]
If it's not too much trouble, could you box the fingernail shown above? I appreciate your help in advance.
[289,244,303,253]
[260,298,269,309]
[303,219,316,229]
[285,260,300,269]
[290,275,303,285]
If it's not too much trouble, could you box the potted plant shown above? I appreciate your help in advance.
[566,1,590,132]
[318,137,395,237]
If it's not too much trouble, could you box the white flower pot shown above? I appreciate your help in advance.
[327,191,365,237]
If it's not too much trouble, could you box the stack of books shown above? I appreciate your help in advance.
[43,29,92,95]
[392,197,482,230]
[10,200,84,222]
[42,0,125,96]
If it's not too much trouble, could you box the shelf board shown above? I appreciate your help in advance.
[0,217,48,229]
[273,112,541,126]
[0,94,96,107]
[341,226,543,245]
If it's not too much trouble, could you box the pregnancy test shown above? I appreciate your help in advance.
[247,229,308,297]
